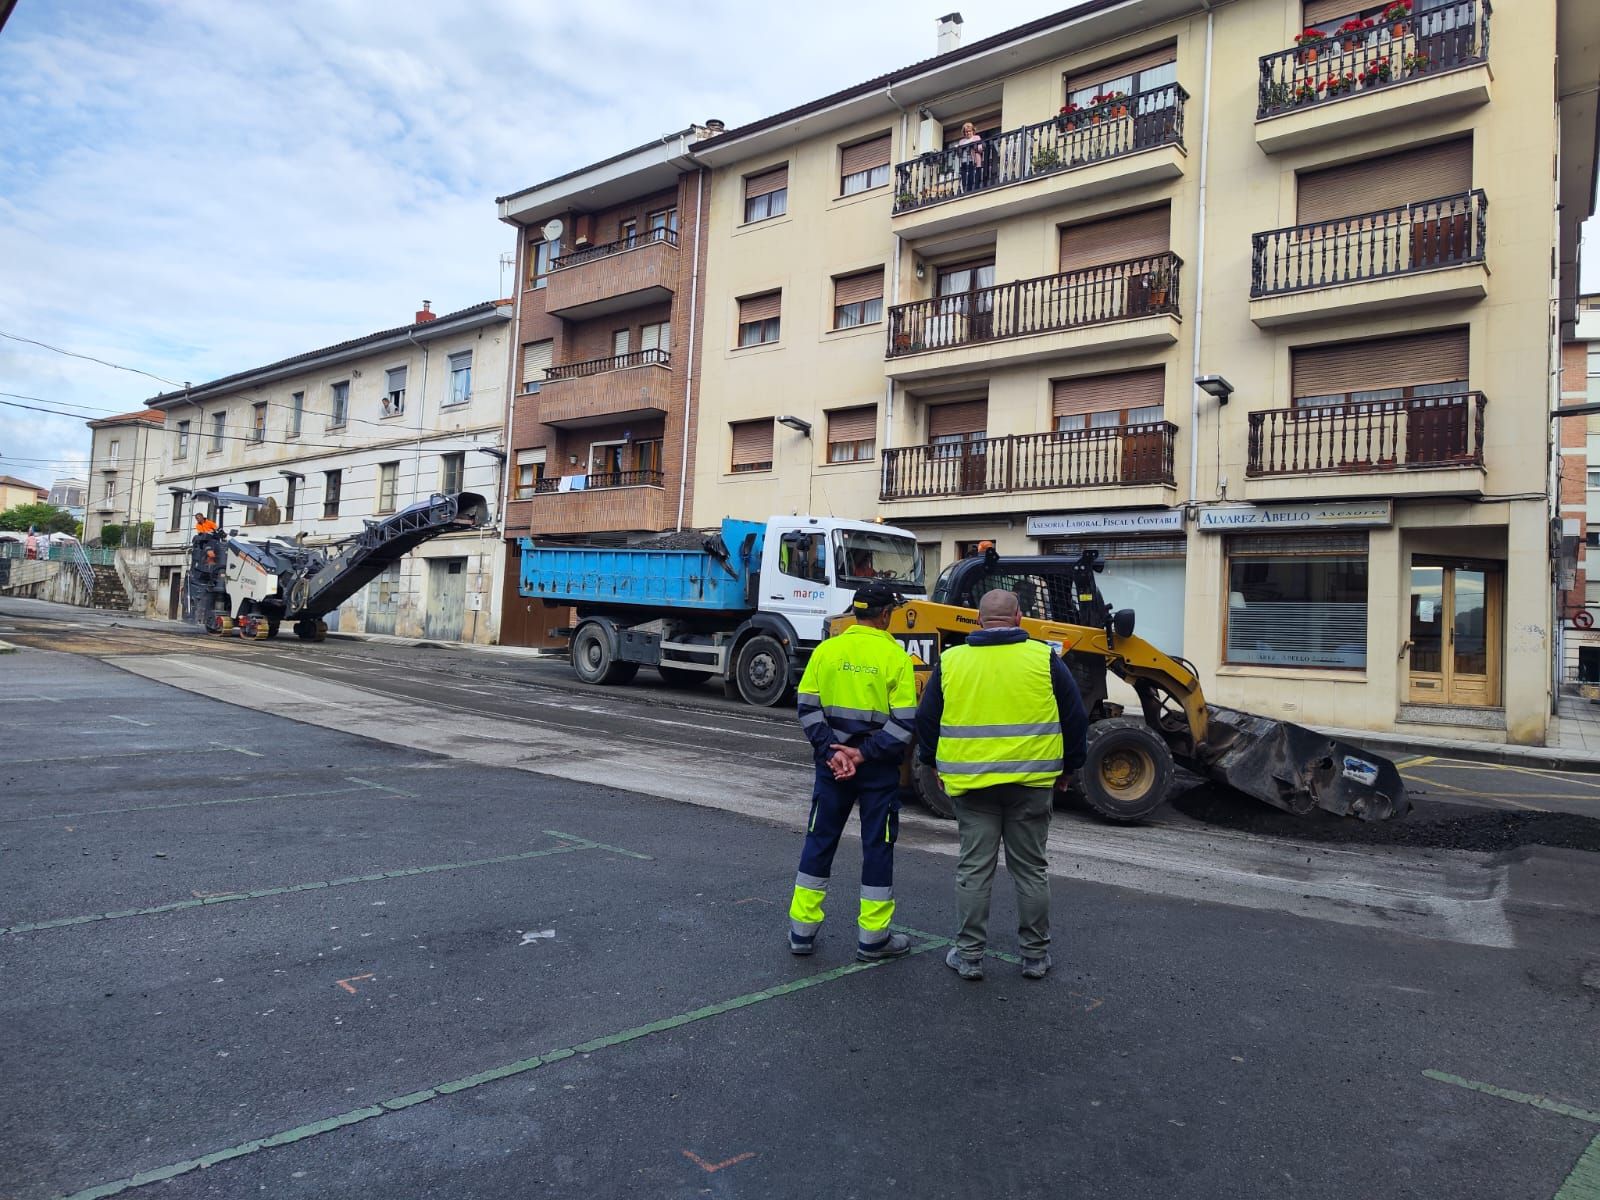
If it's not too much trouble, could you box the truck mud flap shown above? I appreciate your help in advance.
[1196,705,1409,822]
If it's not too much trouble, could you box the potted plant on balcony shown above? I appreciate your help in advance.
[1056,101,1083,132]
[1091,90,1130,119]
[1146,263,1172,308]
[1319,72,1358,98]
[1383,0,1412,36]
[1032,146,1064,173]
[1403,50,1430,76]
[894,189,917,208]
[1361,56,1393,88]
[1294,27,1327,64]
[1339,16,1375,53]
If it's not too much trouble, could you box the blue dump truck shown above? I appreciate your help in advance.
[519,515,924,705]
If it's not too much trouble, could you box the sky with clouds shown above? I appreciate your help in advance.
[1,0,1595,497]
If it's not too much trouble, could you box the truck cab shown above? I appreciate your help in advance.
[760,516,924,643]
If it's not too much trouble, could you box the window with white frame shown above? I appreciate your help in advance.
[176,419,190,459]
[330,381,349,428]
[440,452,464,495]
[529,237,559,288]
[840,133,891,196]
[446,352,472,405]
[290,392,304,437]
[522,340,553,393]
[377,461,398,512]
[612,329,630,357]
[826,406,877,462]
[108,438,120,463]
[250,402,267,443]
[515,448,546,499]
[833,270,884,329]
[210,410,226,452]
[640,321,670,356]
[384,367,407,416]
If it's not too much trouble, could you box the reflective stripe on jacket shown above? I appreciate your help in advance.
[935,637,1064,795]
[796,624,917,764]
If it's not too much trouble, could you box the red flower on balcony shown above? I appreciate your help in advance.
[1319,72,1358,97]
[1383,0,1411,20]
[1293,27,1326,46]
[1361,56,1393,85]
[1340,16,1375,33]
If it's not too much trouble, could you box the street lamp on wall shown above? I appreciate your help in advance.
[1195,375,1235,405]
[776,415,812,437]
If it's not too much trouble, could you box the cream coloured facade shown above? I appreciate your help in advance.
[688,0,1600,746]
[83,410,164,546]
[145,302,512,643]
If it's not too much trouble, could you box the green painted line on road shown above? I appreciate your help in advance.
[56,933,946,1199]
[0,784,372,825]
[1,839,590,936]
[543,829,655,860]
[894,922,1020,964]
[1425,1070,1600,1125]
[1555,1134,1600,1200]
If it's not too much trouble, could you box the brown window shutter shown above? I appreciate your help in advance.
[745,166,788,200]
[1059,206,1172,273]
[833,270,884,307]
[1053,367,1166,419]
[841,134,892,177]
[522,340,553,383]
[927,399,988,439]
[739,292,782,324]
[731,419,774,467]
[1302,0,1355,26]
[828,406,877,444]
[1292,330,1470,397]
[1065,44,1177,94]
[1296,139,1473,224]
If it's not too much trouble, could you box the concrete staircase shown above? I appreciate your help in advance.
[89,564,132,611]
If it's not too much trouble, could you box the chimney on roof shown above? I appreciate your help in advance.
[703,118,725,137]
[936,12,963,55]
[415,301,436,324]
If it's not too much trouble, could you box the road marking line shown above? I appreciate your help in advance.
[543,829,655,861]
[1424,1070,1600,1125]
[343,777,417,799]
[0,747,229,766]
[682,1150,756,1173]
[1395,756,1435,769]
[110,715,153,727]
[209,741,264,758]
[55,933,948,1199]
[1400,774,1546,809]
[0,838,597,936]
[1423,761,1600,792]
[335,973,376,995]
[1556,1136,1600,1200]
[0,785,371,824]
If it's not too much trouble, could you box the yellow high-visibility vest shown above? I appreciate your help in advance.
[936,638,1063,796]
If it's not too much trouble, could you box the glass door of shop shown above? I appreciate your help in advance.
[1407,559,1502,706]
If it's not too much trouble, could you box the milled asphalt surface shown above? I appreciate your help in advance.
[2,610,1600,1197]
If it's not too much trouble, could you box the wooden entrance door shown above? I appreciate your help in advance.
[1407,560,1501,705]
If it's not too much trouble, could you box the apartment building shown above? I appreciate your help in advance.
[47,477,87,522]
[494,128,713,646]
[687,1,1600,746]
[145,301,512,641]
[0,476,48,512]
[1560,296,1600,682]
[83,409,164,546]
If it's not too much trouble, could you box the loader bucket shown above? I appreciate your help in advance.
[1196,705,1409,821]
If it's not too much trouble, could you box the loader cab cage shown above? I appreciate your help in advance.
[933,546,1110,627]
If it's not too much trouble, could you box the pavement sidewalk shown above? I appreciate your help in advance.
[1323,693,1600,773]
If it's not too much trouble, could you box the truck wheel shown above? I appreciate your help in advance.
[266,619,281,639]
[912,758,956,820]
[656,665,703,688]
[1078,717,1174,823]
[572,622,638,686]
[735,634,790,707]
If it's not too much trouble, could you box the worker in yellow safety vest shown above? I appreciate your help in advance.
[788,582,918,962]
[915,588,1088,982]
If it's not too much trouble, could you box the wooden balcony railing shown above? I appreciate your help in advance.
[886,254,1181,358]
[880,424,1177,501]
[1251,189,1486,297]
[543,347,670,382]
[550,227,678,271]
[533,468,665,494]
[1246,392,1486,476]
[891,83,1187,214]
[1258,0,1490,119]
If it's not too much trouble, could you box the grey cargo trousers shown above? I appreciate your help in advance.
[950,782,1053,960]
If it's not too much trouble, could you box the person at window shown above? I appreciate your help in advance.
[955,121,985,192]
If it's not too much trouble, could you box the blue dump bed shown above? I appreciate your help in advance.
[519,518,765,613]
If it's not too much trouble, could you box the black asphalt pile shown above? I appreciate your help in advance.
[1171,785,1600,853]
[615,529,716,551]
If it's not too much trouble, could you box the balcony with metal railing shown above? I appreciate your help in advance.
[539,348,673,427]
[879,423,1178,515]
[544,227,678,320]
[1255,1,1491,152]
[1249,190,1488,326]
[889,84,1188,239]
[519,469,669,535]
[1244,392,1487,500]
[885,254,1182,381]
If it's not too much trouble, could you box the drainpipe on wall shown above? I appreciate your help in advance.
[676,167,705,531]
[884,84,912,456]
[500,235,526,545]
[1188,2,1216,510]
[405,328,431,507]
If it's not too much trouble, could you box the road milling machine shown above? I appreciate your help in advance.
[838,544,1409,826]
[183,489,488,640]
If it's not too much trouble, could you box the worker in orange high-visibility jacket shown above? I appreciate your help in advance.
[788,582,917,963]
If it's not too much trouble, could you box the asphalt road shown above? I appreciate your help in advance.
[3,599,1600,1199]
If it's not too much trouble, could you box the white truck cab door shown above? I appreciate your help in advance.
[758,519,840,643]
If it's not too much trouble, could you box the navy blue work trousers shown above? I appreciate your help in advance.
[797,759,901,889]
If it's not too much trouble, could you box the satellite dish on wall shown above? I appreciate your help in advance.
[541,218,564,243]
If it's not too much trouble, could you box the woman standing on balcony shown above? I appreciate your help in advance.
[956,121,985,192]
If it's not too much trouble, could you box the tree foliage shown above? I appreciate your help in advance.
[0,503,78,534]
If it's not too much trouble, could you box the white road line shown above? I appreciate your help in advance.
[210,741,265,758]
[110,715,153,727]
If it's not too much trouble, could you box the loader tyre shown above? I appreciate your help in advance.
[1079,717,1174,823]
[656,665,703,688]
[571,621,637,686]
[912,758,956,820]
[735,634,790,707]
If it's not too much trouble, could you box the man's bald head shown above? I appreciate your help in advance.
[977,589,1022,628]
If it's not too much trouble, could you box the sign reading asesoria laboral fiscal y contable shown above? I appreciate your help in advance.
[1025,509,1185,537]
[1196,500,1393,531]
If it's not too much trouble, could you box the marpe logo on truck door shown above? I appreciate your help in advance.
[895,635,938,664]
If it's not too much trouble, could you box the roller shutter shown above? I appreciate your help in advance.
[1296,139,1473,224]
[1291,330,1469,397]
[1053,368,1165,418]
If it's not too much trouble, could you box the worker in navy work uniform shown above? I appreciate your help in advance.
[788,582,918,962]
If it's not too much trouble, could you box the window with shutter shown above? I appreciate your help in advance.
[731,419,774,472]
[1065,44,1178,101]
[1296,139,1472,224]
[826,406,877,462]
[1291,329,1469,402]
[1059,206,1172,273]
[744,166,789,223]
[522,340,553,393]
[927,399,987,440]
[1302,0,1356,26]
[738,292,782,346]
[840,133,892,195]
[1052,367,1166,429]
[514,448,547,499]
[833,269,884,328]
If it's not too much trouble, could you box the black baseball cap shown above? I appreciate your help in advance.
[852,582,902,616]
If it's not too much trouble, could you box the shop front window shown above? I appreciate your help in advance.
[1225,542,1368,668]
